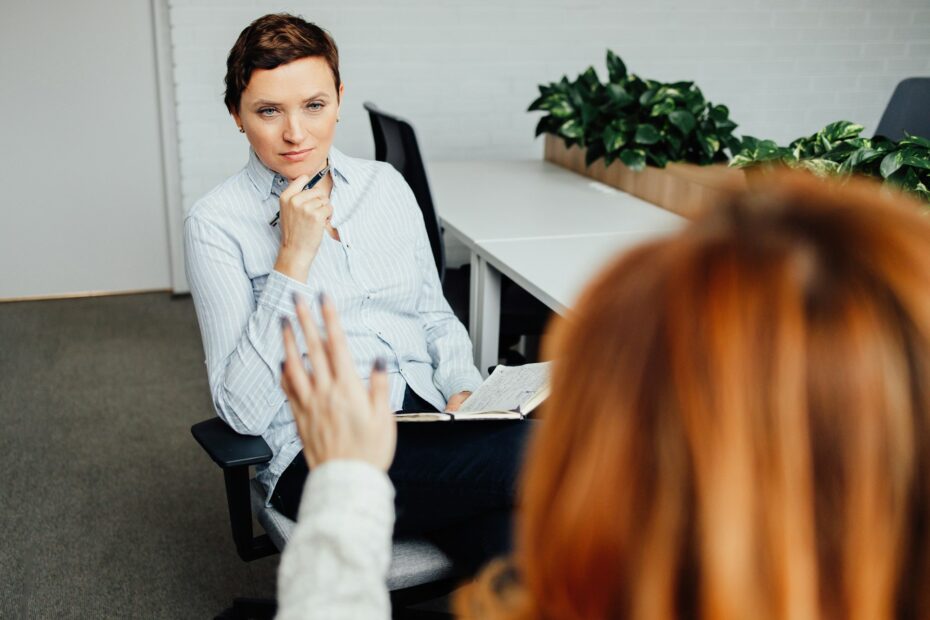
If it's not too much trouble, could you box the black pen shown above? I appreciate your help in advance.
[269,162,331,227]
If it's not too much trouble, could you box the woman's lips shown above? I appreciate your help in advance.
[281,148,313,162]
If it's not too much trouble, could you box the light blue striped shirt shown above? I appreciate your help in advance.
[184,146,482,499]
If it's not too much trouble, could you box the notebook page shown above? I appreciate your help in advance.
[458,362,551,413]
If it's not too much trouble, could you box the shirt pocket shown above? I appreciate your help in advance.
[364,236,421,303]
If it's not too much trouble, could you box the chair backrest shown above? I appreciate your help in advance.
[874,77,930,141]
[363,102,446,282]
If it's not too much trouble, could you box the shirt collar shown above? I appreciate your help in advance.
[327,146,351,186]
[246,146,351,199]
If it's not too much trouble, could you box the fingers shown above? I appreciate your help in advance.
[286,192,333,229]
[368,357,389,414]
[290,190,330,212]
[292,294,332,391]
[279,174,311,204]
[319,293,355,378]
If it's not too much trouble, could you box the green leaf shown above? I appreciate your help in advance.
[880,151,905,178]
[548,98,574,118]
[579,66,600,91]
[709,104,729,123]
[558,119,584,140]
[649,99,676,117]
[739,135,760,151]
[729,153,757,168]
[534,116,552,137]
[901,133,930,149]
[647,150,669,168]
[697,132,720,158]
[619,149,647,171]
[668,110,696,135]
[758,139,790,161]
[603,125,627,152]
[568,88,584,110]
[714,119,737,133]
[797,159,841,176]
[527,94,547,111]
[585,141,606,166]
[901,147,930,171]
[822,120,864,142]
[606,50,627,82]
[639,87,661,107]
[606,83,634,108]
[840,147,885,172]
[655,86,684,101]
[687,95,706,116]
[580,103,599,126]
[635,124,662,145]
[724,135,743,157]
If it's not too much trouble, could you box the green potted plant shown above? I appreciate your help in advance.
[528,51,746,217]
[731,121,930,204]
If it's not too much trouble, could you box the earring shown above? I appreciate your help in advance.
[337,117,341,123]
[238,126,245,133]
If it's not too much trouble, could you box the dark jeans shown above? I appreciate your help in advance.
[270,386,534,574]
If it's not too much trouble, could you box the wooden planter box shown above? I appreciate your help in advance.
[544,134,746,219]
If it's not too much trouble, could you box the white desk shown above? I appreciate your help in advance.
[476,230,681,315]
[428,160,683,246]
[428,160,686,373]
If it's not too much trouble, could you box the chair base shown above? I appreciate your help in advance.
[212,579,460,620]
[214,597,275,620]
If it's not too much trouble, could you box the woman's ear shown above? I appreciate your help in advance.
[232,110,244,133]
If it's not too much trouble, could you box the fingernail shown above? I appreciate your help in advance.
[292,291,303,308]
[373,357,386,372]
[318,292,327,306]
[281,316,291,331]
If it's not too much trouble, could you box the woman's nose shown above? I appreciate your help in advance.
[283,114,306,143]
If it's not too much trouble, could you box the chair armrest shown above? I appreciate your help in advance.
[191,417,278,562]
[191,417,272,469]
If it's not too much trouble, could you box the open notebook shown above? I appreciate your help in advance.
[396,362,551,422]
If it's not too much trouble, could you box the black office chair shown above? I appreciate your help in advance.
[364,102,447,282]
[875,77,930,141]
[191,417,461,620]
[362,102,551,363]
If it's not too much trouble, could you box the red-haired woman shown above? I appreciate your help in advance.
[184,13,530,576]
[278,173,930,618]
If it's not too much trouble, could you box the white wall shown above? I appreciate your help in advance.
[0,1,171,299]
[166,0,930,284]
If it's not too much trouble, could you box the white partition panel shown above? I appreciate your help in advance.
[0,0,171,299]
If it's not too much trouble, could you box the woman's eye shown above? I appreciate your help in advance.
[307,102,324,111]
[259,108,277,117]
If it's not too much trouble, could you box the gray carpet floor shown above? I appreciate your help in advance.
[0,293,278,618]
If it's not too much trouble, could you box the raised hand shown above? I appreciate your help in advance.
[273,174,334,282]
[280,293,397,471]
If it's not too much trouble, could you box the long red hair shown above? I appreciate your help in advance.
[457,173,930,619]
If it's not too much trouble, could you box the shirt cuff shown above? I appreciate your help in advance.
[439,370,484,401]
[258,269,317,316]
[298,460,396,524]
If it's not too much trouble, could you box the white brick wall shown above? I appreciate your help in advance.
[166,0,930,270]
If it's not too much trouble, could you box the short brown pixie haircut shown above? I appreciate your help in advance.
[224,13,340,114]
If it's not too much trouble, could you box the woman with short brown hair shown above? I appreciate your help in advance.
[185,13,531,579]
[278,173,930,618]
